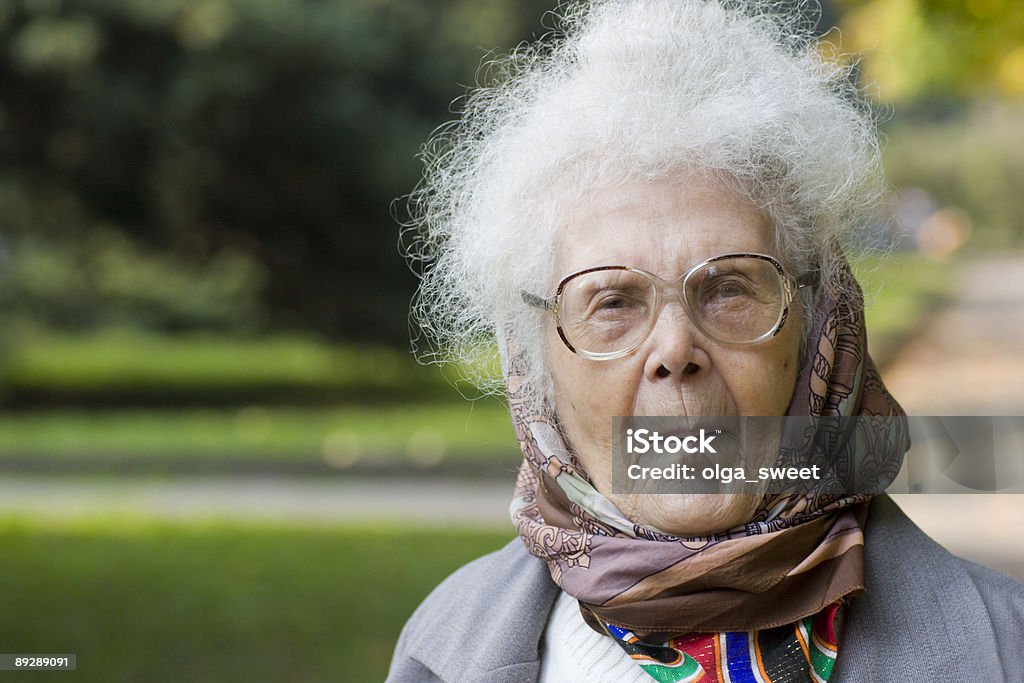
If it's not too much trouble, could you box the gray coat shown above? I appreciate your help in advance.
[388,496,1024,682]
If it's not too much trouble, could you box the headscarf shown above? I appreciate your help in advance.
[508,264,909,679]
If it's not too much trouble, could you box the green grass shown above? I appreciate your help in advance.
[0,400,516,463]
[0,328,461,403]
[0,329,514,464]
[0,516,513,682]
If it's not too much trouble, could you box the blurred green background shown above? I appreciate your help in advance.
[1,0,1022,681]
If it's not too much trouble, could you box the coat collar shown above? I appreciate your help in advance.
[408,495,1002,682]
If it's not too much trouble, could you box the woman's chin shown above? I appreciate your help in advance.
[629,493,761,537]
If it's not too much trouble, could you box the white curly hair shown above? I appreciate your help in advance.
[402,0,885,411]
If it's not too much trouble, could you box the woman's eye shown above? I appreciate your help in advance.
[707,279,752,299]
[586,291,645,318]
[597,296,628,309]
[716,283,744,297]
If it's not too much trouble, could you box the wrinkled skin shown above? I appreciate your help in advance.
[545,174,803,535]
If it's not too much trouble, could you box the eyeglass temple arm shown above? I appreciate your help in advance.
[520,290,554,310]
[794,271,819,289]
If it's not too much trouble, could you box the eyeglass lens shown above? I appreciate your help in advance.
[558,258,786,354]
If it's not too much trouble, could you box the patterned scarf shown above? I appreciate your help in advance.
[601,601,844,681]
[508,266,909,681]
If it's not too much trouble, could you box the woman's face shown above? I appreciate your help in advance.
[545,174,803,535]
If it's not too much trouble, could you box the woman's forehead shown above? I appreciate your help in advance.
[552,175,774,276]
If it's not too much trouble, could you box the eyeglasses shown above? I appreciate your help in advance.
[522,253,817,361]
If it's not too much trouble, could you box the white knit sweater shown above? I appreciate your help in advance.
[539,590,653,683]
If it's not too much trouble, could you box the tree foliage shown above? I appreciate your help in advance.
[0,0,556,341]
[838,0,1024,102]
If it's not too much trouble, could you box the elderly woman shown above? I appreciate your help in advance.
[388,1,1024,681]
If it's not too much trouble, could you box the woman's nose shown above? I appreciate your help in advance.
[643,301,708,380]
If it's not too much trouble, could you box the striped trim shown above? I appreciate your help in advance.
[812,628,838,655]
[713,632,726,682]
[724,633,757,683]
[809,635,837,680]
[637,658,704,683]
[749,631,770,683]
[794,618,811,663]
[808,613,838,682]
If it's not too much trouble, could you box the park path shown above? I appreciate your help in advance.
[2,252,1023,579]
[880,252,1024,415]
[880,252,1024,581]
[0,476,513,528]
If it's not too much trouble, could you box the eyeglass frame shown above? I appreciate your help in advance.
[521,252,818,361]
